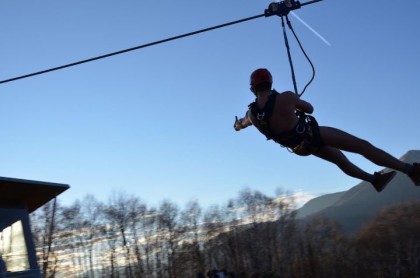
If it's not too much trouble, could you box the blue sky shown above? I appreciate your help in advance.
[1,0,419,208]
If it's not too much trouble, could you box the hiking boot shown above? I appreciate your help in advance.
[409,163,420,186]
[372,171,397,192]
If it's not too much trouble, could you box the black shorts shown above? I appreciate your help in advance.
[273,115,324,156]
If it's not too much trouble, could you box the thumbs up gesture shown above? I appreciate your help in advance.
[234,116,242,131]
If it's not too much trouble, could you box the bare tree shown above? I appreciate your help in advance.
[103,191,141,278]
[270,188,298,276]
[179,200,204,275]
[80,195,104,278]
[157,200,180,278]
[31,198,61,278]
[299,217,349,278]
[60,200,87,276]
[140,207,159,277]
[126,197,147,277]
[236,188,275,272]
[203,204,226,270]
[101,223,120,278]
[353,201,420,278]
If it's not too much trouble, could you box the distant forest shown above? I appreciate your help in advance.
[30,188,420,278]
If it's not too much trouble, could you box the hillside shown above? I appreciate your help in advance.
[296,191,345,219]
[297,150,420,234]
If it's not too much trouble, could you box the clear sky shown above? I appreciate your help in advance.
[1,1,419,208]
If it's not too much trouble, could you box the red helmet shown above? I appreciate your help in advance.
[250,68,273,85]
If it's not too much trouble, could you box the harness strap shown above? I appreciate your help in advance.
[248,91,279,140]
[249,92,323,156]
[284,114,323,156]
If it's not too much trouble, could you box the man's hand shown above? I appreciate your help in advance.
[234,116,242,131]
[295,110,306,118]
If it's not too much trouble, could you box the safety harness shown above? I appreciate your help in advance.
[248,90,323,156]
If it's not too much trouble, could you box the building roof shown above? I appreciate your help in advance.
[0,177,69,213]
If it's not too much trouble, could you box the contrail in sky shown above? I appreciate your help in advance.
[291,11,331,46]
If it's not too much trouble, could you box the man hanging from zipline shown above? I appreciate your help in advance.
[234,68,420,192]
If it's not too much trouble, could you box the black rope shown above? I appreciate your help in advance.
[281,15,299,96]
[0,14,265,85]
[278,14,316,98]
[286,16,315,97]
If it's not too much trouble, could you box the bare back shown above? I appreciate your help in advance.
[248,91,313,137]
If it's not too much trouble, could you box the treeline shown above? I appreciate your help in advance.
[30,188,420,278]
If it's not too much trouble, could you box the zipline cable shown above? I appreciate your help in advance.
[0,14,265,85]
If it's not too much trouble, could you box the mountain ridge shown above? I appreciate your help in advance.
[296,149,420,233]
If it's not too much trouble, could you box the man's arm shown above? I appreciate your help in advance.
[280,91,314,115]
[234,110,252,131]
[295,96,314,114]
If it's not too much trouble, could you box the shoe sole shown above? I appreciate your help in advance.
[410,174,420,186]
[375,171,397,192]
[411,164,420,186]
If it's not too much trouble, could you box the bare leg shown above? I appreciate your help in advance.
[318,126,408,173]
[314,146,374,182]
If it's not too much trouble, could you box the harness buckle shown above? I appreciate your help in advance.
[295,123,306,134]
[257,112,265,120]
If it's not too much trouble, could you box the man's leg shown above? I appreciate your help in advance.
[318,126,410,173]
[314,146,397,192]
[313,146,374,182]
